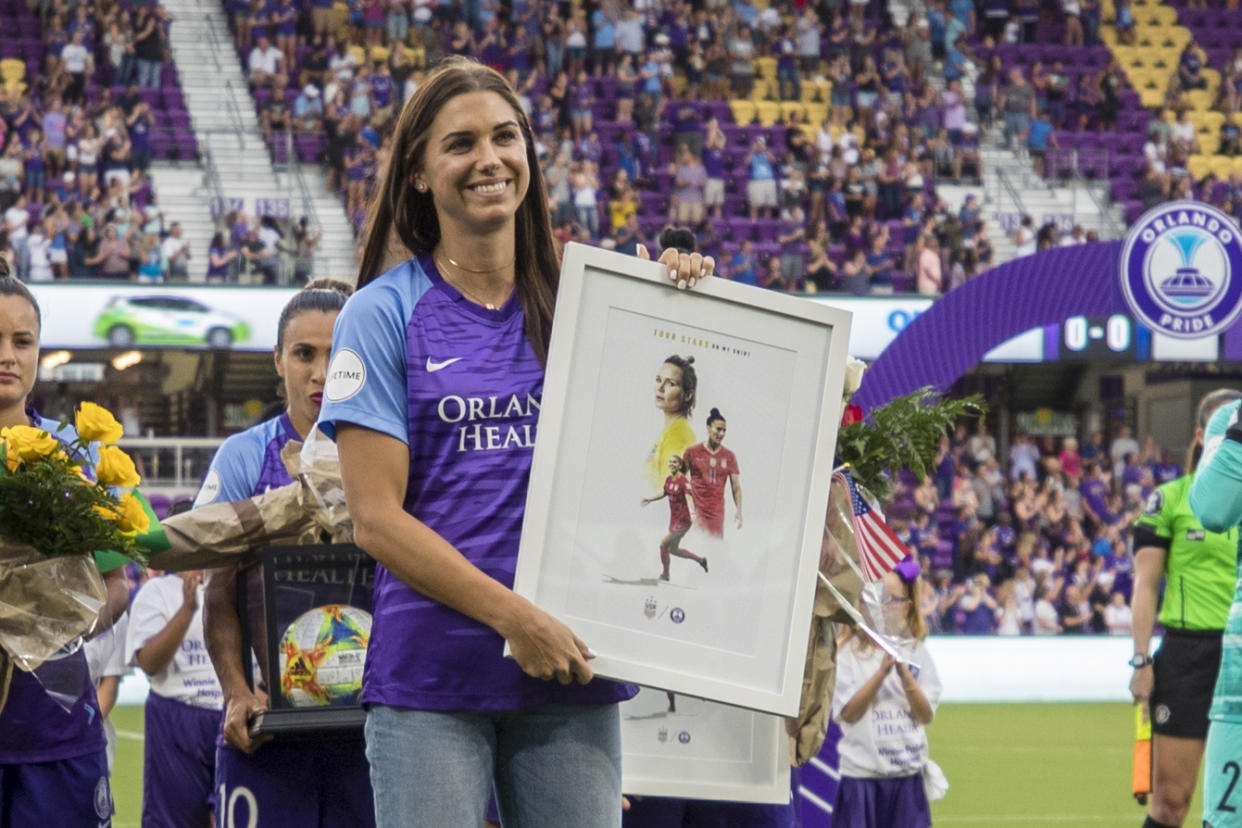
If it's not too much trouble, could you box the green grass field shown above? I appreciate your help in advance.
[109,702,1200,828]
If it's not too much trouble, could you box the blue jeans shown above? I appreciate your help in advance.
[365,703,622,828]
[136,58,161,87]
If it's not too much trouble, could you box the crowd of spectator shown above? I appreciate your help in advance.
[886,421,1183,637]
[218,0,1062,295]
[0,0,196,280]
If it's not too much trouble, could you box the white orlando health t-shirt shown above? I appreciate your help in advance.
[125,574,223,710]
[832,637,942,779]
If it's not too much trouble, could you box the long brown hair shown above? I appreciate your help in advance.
[356,56,560,364]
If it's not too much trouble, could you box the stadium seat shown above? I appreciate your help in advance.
[754,101,781,127]
[728,99,757,126]
[0,58,23,84]
[1187,154,1212,180]
[1209,155,1234,179]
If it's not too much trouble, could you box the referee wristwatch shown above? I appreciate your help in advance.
[1129,653,1154,669]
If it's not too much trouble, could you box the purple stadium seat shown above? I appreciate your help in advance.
[175,133,198,160]
[727,217,755,242]
[147,493,171,520]
[891,271,915,293]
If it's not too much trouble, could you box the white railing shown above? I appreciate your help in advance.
[118,435,223,493]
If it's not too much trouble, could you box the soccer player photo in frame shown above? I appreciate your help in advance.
[620,687,791,804]
[511,243,851,716]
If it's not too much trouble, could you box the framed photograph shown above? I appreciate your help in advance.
[510,242,852,716]
[621,688,791,804]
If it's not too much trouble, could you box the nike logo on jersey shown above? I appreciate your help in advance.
[426,357,464,372]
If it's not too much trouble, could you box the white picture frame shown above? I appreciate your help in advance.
[620,688,791,804]
[510,242,852,716]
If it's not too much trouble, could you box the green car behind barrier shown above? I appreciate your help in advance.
[93,295,252,348]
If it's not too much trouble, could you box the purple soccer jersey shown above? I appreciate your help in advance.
[0,415,111,825]
[194,412,299,508]
[320,256,635,712]
[197,412,376,828]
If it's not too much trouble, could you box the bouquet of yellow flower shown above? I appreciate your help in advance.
[0,402,150,563]
[0,402,159,715]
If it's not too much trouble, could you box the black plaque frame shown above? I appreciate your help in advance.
[238,544,375,738]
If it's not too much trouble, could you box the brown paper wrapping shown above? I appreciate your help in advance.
[790,473,866,765]
[0,545,108,717]
[147,435,354,573]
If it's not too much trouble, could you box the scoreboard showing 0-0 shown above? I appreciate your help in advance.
[1042,314,1152,362]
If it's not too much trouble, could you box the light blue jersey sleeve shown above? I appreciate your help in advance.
[319,260,427,445]
[1189,399,1242,533]
[192,427,268,508]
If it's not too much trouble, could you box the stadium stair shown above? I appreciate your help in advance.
[976,125,1126,262]
[154,0,356,281]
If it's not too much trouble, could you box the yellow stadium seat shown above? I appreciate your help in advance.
[368,45,390,63]
[0,59,23,84]
[1139,88,1166,109]
[1210,155,1234,178]
[753,57,777,82]
[1187,154,1212,180]
[806,103,828,126]
[669,75,687,97]
[1200,111,1226,130]
[1199,135,1221,155]
[348,45,366,65]
[796,122,817,141]
[1231,156,1242,178]
[751,79,778,101]
[1186,89,1214,111]
[779,101,805,122]
[728,99,757,125]
[1145,6,1178,25]
[754,100,781,126]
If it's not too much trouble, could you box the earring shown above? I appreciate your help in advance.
[415,182,426,192]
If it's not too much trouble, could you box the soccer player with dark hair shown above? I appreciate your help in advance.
[683,408,743,537]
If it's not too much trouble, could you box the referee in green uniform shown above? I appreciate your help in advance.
[1132,388,1242,828]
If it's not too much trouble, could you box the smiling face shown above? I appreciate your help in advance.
[416,90,530,238]
[0,295,39,419]
[274,310,337,439]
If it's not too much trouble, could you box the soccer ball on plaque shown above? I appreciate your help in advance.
[278,604,372,707]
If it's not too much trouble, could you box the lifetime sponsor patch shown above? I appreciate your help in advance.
[193,469,221,507]
[1187,529,1207,541]
[1155,704,1172,725]
[325,348,366,402]
[1144,489,1164,516]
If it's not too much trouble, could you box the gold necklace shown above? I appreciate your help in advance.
[435,256,512,310]
[440,252,512,274]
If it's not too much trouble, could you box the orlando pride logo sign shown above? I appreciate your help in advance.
[1120,202,1242,339]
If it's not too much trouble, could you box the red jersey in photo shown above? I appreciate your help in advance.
[665,474,692,532]
[684,443,739,536]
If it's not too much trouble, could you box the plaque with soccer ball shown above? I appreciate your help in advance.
[237,544,375,738]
